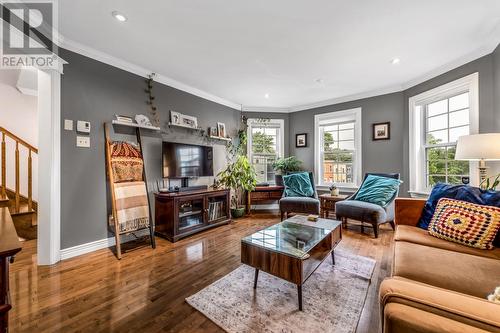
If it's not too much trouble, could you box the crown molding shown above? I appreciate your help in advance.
[242,106,292,113]
[58,36,242,110]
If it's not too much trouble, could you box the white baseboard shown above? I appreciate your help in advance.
[60,229,149,260]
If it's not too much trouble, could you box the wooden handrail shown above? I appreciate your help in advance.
[0,127,37,153]
[0,127,38,216]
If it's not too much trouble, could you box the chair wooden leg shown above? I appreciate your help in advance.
[286,212,290,218]
[389,221,395,230]
[149,224,156,249]
[360,221,364,234]
[281,211,285,221]
[373,223,379,238]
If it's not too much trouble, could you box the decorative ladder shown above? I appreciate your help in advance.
[0,127,38,214]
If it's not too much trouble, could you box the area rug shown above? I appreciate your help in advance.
[186,249,376,333]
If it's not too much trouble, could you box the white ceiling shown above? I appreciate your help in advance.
[59,0,500,111]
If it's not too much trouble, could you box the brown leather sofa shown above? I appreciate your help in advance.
[379,198,500,333]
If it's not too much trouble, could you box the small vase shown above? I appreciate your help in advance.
[274,174,283,186]
[330,188,339,196]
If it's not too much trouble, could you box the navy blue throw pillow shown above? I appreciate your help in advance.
[417,183,500,247]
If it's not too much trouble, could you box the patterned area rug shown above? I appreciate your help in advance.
[186,250,376,333]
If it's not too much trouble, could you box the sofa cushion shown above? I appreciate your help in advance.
[354,174,402,207]
[395,225,500,260]
[279,196,319,214]
[393,241,500,298]
[335,200,387,224]
[428,198,500,250]
[283,172,314,197]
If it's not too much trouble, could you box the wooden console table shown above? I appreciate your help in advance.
[246,186,284,214]
[0,207,22,333]
[154,188,231,242]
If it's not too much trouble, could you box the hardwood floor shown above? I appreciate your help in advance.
[9,213,394,333]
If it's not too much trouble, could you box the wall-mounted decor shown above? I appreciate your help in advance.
[209,127,218,137]
[296,133,307,147]
[170,111,181,125]
[180,114,198,129]
[135,114,152,127]
[217,122,227,138]
[372,122,390,140]
[145,73,160,126]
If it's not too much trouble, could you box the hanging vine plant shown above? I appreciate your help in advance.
[145,73,160,126]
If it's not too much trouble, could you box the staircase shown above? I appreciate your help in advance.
[0,127,38,240]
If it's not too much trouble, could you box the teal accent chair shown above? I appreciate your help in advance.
[335,173,400,238]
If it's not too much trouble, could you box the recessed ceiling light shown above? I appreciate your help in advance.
[391,58,401,65]
[112,11,127,22]
[315,78,324,84]
[264,93,270,99]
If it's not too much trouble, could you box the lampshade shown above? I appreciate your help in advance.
[455,133,500,161]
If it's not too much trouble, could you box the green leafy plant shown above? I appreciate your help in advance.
[216,155,257,209]
[272,156,302,174]
[480,174,500,190]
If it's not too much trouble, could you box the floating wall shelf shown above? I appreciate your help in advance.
[168,122,204,131]
[112,120,161,131]
[208,135,231,142]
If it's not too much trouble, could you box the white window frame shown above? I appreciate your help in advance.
[409,73,479,196]
[314,108,362,190]
[247,118,285,183]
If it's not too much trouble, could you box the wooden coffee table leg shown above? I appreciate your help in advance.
[297,284,303,311]
[253,268,259,289]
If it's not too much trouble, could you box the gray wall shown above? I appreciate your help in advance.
[242,111,290,156]
[60,49,241,249]
[289,93,406,192]
[288,50,500,196]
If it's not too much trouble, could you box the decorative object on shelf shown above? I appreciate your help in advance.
[170,111,181,125]
[455,133,500,190]
[180,114,198,129]
[216,155,257,218]
[217,122,226,138]
[296,133,307,147]
[372,122,390,140]
[145,73,160,127]
[272,156,302,186]
[115,114,134,123]
[135,114,152,127]
[487,286,500,304]
[329,183,339,196]
[209,127,218,137]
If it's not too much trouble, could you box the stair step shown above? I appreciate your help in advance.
[10,205,36,216]
[0,196,8,208]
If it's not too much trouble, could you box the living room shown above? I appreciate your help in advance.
[1,1,500,332]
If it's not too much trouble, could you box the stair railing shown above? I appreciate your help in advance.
[0,127,38,213]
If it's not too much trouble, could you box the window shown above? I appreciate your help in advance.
[314,108,362,188]
[409,73,479,195]
[247,118,284,184]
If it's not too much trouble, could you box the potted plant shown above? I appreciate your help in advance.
[217,155,257,218]
[272,156,302,186]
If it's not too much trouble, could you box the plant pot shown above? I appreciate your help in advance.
[274,174,283,186]
[231,207,246,218]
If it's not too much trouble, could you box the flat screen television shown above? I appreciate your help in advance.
[162,141,214,178]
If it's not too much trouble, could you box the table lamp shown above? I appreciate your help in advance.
[455,133,500,188]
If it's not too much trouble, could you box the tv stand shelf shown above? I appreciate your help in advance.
[154,188,231,242]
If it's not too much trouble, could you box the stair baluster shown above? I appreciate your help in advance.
[1,132,5,199]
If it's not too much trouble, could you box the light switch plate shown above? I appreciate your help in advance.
[64,119,73,131]
[76,136,90,148]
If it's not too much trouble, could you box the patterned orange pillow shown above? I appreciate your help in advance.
[428,198,500,250]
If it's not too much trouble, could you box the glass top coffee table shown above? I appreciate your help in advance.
[241,215,342,310]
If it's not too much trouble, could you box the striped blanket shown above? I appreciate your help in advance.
[113,181,150,233]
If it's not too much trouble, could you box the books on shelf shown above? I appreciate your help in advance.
[208,201,226,221]
[115,115,134,123]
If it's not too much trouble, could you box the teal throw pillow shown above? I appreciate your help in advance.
[283,172,314,197]
[354,175,402,207]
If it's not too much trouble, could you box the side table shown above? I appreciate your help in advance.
[319,193,348,219]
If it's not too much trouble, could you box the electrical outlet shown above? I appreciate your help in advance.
[76,136,90,148]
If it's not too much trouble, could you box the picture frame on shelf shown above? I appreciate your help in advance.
[372,122,390,140]
[170,111,181,125]
[296,133,307,147]
[209,127,218,137]
[180,114,198,129]
[217,122,226,138]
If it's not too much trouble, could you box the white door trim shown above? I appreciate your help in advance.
[37,68,62,265]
